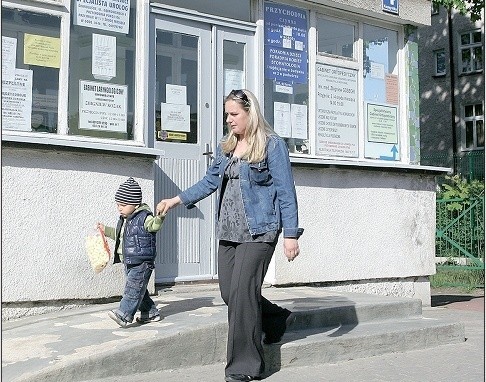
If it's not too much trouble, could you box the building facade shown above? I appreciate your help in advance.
[418,3,484,175]
[2,0,443,319]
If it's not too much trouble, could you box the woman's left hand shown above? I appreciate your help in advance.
[284,238,300,262]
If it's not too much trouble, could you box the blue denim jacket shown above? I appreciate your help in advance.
[179,135,304,238]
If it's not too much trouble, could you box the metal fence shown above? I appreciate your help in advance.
[421,151,485,182]
[435,196,485,286]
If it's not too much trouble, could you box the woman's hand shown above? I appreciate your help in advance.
[284,238,300,262]
[156,196,182,215]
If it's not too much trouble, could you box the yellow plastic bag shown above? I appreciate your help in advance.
[85,227,111,273]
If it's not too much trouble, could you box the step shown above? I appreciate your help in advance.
[9,306,464,382]
[264,317,465,372]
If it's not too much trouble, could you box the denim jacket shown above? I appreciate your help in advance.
[179,135,304,239]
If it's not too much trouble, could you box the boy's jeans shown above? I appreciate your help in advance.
[115,261,158,322]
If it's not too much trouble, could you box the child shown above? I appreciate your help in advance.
[98,177,165,327]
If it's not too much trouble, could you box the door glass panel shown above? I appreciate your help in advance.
[222,40,245,135]
[155,30,198,143]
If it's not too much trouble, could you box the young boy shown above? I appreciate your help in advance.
[98,177,165,327]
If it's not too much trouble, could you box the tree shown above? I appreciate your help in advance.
[433,0,485,22]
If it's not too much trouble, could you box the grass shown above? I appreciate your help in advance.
[431,267,485,292]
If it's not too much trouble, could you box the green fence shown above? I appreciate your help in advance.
[435,196,485,287]
[422,151,485,182]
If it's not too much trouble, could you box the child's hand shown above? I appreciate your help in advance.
[96,222,105,233]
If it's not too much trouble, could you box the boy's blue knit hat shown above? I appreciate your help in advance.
[115,177,142,205]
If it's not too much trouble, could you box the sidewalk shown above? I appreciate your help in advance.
[2,286,484,382]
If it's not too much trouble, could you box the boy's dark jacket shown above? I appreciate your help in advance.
[113,207,157,265]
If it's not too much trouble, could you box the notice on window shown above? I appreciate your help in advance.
[291,104,307,139]
[92,34,116,80]
[166,84,186,105]
[315,64,358,157]
[385,74,399,105]
[2,69,33,131]
[79,80,127,132]
[264,2,308,84]
[224,69,244,97]
[74,0,130,34]
[273,102,291,137]
[2,36,17,81]
[160,103,190,132]
[24,34,61,69]
[367,103,398,144]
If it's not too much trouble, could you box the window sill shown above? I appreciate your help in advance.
[1,132,160,158]
[289,155,451,175]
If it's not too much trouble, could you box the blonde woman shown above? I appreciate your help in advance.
[157,89,304,381]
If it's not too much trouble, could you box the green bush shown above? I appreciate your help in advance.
[431,268,485,291]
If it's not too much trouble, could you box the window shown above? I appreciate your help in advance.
[431,2,440,15]
[434,49,446,75]
[1,9,61,133]
[463,103,484,150]
[68,0,136,140]
[459,30,483,74]
[317,17,356,60]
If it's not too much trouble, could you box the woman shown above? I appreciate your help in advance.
[157,89,304,381]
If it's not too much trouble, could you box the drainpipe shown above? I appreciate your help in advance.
[447,7,458,162]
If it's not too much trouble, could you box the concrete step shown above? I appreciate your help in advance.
[264,317,465,373]
[9,295,464,382]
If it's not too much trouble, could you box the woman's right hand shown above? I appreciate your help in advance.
[156,196,182,215]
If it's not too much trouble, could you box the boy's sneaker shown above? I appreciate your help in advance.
[108,310,128,328]
[136,314,161,324]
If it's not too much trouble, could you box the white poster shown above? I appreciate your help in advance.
[74,0,130,34]
[92,34,116,80]
[315,64,359,157]
[291,104,308,139]
[160,103,190,132]
[166,84,186,105]
[79,80,127,132]
[273,101,291,138]
[224,69,244,97]
[2,69,33,131]
[2,36,17,81]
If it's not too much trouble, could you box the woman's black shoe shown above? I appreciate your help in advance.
[263,310,294,344]
[225,374,256,381]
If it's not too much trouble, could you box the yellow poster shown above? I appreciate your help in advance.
[24,34,61,68]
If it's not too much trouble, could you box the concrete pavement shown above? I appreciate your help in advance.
[2,285,483,382]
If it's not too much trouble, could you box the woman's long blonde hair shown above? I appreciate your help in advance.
[222,89,275,163]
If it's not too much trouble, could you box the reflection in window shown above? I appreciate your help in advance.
[460,30,483,74]
[434,49,446,75]
[155,30,199,144]
[317,17,355,59]
[67,0,136,140]
[1,8,60,134]
[463,103,484,150]
[223,41,246,136]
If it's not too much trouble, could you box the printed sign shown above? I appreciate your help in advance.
[264,2,308,84]
[383,0,399,14]
[74,0,131,34]
[315,64,359,157]
[2,69,33,131]
[79,80,127,132]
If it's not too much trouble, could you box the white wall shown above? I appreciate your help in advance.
[271,166,437,305]
[2,147,155,318]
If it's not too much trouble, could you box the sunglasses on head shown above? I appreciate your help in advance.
[230,89,250,105]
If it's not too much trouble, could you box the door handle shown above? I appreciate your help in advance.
[203,144,213,167]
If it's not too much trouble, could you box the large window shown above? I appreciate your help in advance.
[68,0,136,140]
[463,103,484,150]
[459,30,483,74]
[1,9,61,133]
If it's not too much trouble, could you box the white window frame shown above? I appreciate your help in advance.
[1,1,157,156]
[459,29,483,75]
[461,102,485,151]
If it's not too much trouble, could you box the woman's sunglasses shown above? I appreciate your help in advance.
[230,89,250,106]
